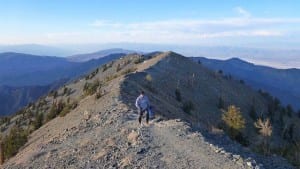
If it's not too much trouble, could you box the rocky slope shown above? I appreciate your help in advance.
[1,52,297,168]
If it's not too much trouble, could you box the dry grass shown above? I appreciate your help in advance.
[93,149,108,160]
[119,155,133,168]
[127,130,139,146]
[105,138,116,147]
[254,118,272,137]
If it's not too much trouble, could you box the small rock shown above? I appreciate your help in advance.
[247,161,253,167]
[233,154,241,160]
[137,148,147,155]
[236,158,244,166]
[83,110,91,120]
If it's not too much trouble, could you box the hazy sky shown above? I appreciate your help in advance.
[1,0,300,49]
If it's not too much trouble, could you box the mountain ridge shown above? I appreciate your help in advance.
[193,56,300,111]
[1,51,297,168]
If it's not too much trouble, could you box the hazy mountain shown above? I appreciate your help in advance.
[68,48,137,62]
[61,43,300,68]
[0,52,126,115]
[0,44,73,56]
[192,57,300,110]
[0,52,125,86]
[1,52,297,168]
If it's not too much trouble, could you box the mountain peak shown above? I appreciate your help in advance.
[227,57,246,63]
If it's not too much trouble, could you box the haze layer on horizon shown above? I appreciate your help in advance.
[1,0,300,50]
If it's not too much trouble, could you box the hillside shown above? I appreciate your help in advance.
[1,52,298,168]
[0,79,67,116]
[193,57,300,111]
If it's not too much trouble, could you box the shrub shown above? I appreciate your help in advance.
[0,117,10,126]
[95,91,103,100]
[53,91,58,99]
[46,100,65,121]
[222,105,245,139]
[255,118,272,137]
[85,68,99,80]
[33,112,44,130]
[105,74,119,82]
[175,88,181,102]
[102,64,108,72]
[182,101,194,114]
[83,80,100,96]
[59,105,71,117]
[121,67,137,75]
[145,74,152,82]
[63,87,68,95]
[102,61,114,72]
[116,64,122,72]
[134,57,144,64]
[2,126,28,160]
[59,100,78,117]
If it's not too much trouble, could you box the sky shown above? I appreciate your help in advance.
[1,0,300,49]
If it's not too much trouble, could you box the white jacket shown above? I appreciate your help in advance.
[135,94,150,111]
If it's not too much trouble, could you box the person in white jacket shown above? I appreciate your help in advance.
[135,90,151,125]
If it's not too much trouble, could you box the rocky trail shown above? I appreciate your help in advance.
[4,100,292,169]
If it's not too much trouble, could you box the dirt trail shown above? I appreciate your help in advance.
[120,112,247,169]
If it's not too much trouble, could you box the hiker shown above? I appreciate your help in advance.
[135,90,151,125]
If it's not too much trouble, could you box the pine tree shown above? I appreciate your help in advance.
[217,97,224,109]
[249,104,257,120]
[222,105,245,139]
[175,88,182,102]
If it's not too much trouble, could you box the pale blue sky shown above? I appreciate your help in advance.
[1,0,300,49]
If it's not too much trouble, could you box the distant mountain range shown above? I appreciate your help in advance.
[1,47,300,116]
[0,51,126,116]
[192,57,300,111]
[0,44,73,57]
[68,48,137,62]
[0,52,124,86]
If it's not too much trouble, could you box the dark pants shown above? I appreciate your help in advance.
[138,108,149,124]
